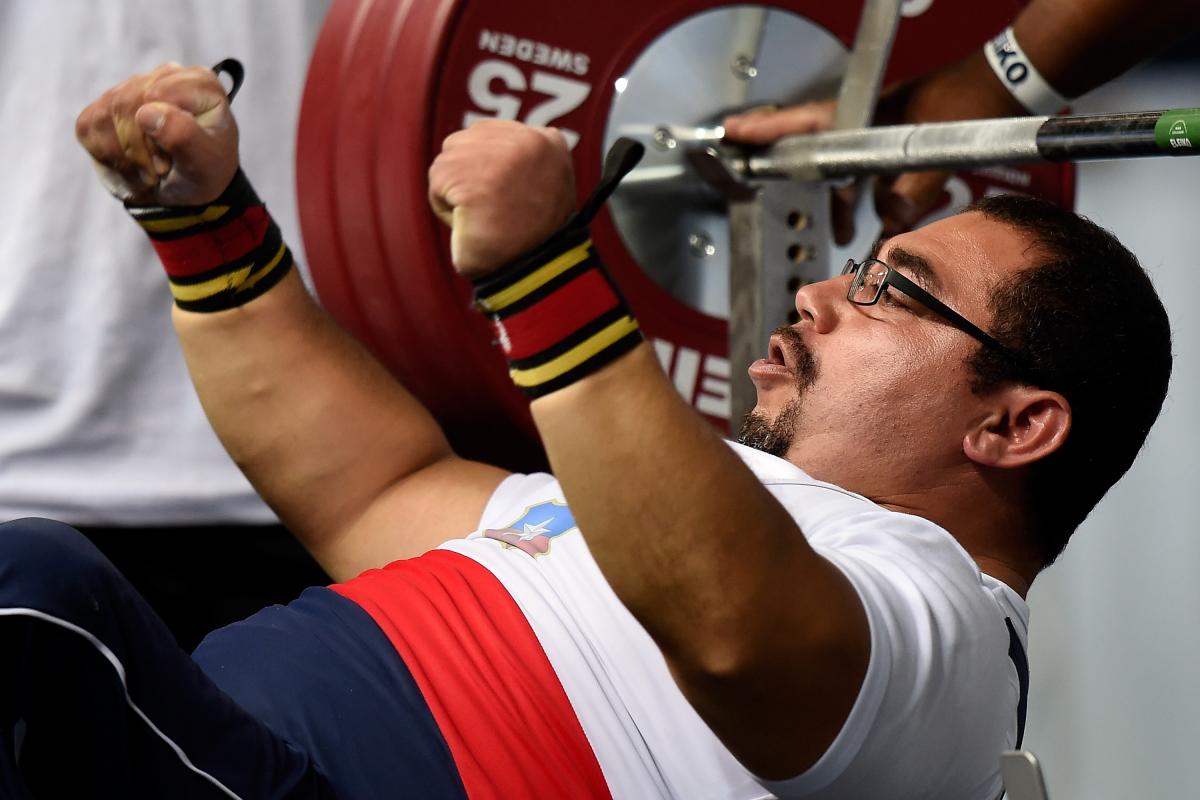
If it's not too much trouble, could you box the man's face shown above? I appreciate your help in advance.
[738,211,1036,490]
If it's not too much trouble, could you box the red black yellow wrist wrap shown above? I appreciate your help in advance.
[474,228,642,398]
[126,170,293,312]
[472,137,646,399]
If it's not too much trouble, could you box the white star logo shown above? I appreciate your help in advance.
[519,517,553,540]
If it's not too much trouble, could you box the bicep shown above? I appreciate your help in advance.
[668,546,871,782]
[313,456,511,582]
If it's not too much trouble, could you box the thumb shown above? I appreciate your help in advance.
[136,101,237,203]
[448,205,493,280]
[136,100,233,164]
[449,205,469,271]
[134,102,176,175]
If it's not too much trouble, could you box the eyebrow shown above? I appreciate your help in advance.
[881,245,942,292]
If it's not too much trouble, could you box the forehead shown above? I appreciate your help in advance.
[879,211,1037,306]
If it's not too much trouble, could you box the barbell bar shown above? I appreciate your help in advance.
[739,108,1200,181]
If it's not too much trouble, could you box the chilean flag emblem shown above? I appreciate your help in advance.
[482,500,578,556]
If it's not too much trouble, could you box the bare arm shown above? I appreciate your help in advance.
[77,64,508,581]
[897,0,1200,124]
[173,272,508,581]
[878,0,1200,230]
[533,347,868,779]
[725,0,1200,235]
[1008,0,1200,98]
[727,0,1200,135]
[430,122,870,780]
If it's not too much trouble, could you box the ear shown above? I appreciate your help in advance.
[963,388,1072,469]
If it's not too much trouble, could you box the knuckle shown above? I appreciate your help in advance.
[74,107,99,140]
[539,127,568,149]
[512,129,547,161]
[108,89,139,118]
[142,83,170,104]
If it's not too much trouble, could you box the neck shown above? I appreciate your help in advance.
[870,468,1040,599]
[972,555,1033,598]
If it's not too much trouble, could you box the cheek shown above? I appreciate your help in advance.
[802,327,972,414]
[842,334,934,393]
[839,335,970,418]
[892,339,978,427]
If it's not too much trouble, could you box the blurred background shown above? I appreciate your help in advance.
[1023,36,1200,799]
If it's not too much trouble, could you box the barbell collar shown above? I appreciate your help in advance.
[1035,111,1164,160]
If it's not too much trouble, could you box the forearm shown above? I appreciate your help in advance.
[531,343,867,773]
[530,344,843,671]
[174,271,453,566]
[901,0,1200,123]
[1012,0,1200,98]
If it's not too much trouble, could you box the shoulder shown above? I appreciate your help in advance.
[725,443,1024,798]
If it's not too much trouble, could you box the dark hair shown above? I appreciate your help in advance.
[965,194,1172,566]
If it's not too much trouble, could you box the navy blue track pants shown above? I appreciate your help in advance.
[0,519,467,799]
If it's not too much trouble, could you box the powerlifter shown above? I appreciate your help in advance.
[0,60,1172,799]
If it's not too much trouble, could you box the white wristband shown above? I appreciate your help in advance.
[984,27,1070,115]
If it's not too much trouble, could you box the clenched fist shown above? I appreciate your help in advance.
[428,120,576,280]
[76,62,239,206]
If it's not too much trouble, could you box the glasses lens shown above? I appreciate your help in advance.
[841,259,857,277]
[849,261,888,303]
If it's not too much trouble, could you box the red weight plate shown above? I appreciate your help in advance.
[299,0,1075,468]
[297,0,376,347]
[368,1,548,468]
[325,0,413,364]
[301,0,548,470]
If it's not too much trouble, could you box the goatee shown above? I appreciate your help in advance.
[737,400,801,458]
[736,325,818,458]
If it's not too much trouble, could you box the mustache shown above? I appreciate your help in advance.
[772,324,818,390]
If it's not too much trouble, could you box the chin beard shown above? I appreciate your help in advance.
[737,399,801,459]
[737,325,817,458]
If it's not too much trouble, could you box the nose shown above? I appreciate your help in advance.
[793,276,845,335]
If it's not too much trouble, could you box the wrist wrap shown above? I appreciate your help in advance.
[126,169,293,312]
[984,27,1071,115]
[472,138,645,399]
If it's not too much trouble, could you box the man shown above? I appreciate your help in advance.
[0,63,1171,798]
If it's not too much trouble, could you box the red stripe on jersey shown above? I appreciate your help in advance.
[498,269,620,360]
[151,205,270,279]
[332,549,612,799]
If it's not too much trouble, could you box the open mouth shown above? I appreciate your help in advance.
[767,337,789,369]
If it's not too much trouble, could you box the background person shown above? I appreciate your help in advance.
[0,0,331,650]
[723,0,1200,241]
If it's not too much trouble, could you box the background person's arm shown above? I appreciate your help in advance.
[77,64,508,581]
[430,121,871,781]
[725,0,1200,237]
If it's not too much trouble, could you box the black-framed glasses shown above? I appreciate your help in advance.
[841,258,1034,374]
